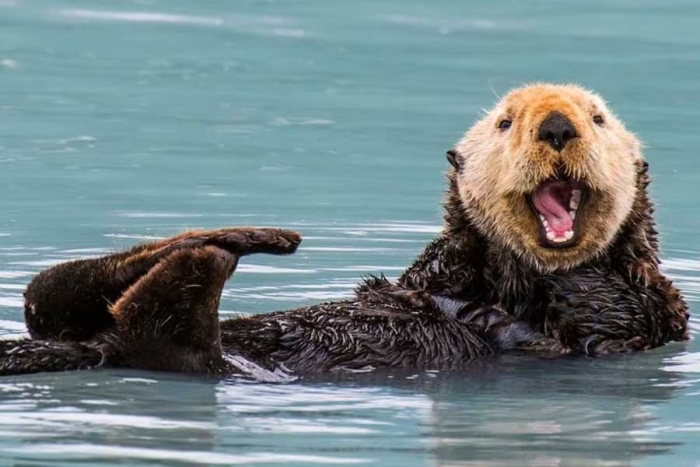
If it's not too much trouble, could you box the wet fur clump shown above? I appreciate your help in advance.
[0,84,689,378]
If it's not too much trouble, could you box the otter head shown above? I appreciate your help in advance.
[451,83,642,272]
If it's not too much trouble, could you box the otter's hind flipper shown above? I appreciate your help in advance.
[107,246,237,375]
[5,228,301,377]
[195,227,301,257]
[24,228,301,343]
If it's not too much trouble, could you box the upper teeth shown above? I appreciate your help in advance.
[570,189,581,210]
[567,189,580,226]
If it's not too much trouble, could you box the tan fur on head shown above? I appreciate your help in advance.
[452,83,642,272]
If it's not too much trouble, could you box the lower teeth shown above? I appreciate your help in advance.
[548,230,574,243]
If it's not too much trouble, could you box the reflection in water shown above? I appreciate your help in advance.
[427,353,687,466]
[0,350,690,466]
[0,372,221,464]
[301,347,690,466]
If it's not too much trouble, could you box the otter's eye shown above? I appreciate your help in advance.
[498,119,512,131]
[593,115,604,126]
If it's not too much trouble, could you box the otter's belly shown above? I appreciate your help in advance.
[219,301,493,374]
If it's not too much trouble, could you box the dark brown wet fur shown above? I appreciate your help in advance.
[0,162,689,377]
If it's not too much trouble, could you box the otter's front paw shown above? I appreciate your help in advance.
[518,337,571,355]
[627,260,656,288]
[582,335,649,355]
[461,306,566,354]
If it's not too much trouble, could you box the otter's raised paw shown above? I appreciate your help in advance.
[201,228,302,256]
[628,260,656,288]
[355,277,437,311]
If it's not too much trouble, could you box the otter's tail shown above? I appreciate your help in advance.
[0,338,104,376]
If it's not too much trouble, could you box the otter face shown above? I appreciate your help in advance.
[453,83,642,272]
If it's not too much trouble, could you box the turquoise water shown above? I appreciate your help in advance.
[1,0,700,465]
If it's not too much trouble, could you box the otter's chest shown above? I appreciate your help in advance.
[494,266,639,332]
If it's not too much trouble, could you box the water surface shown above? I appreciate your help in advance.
[1,0,699,465]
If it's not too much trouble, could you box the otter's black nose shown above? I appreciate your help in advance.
[538,111,577,152]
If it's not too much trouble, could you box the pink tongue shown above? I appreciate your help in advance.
[532,181,573,236]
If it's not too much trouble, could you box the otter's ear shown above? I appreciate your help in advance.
[635,159,650,181]
[446,150,460,170]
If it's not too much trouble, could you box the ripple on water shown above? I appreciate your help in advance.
[663,352,700,375]
[0,375,434,465]
[6,445,369,465]
[57,9,225,27]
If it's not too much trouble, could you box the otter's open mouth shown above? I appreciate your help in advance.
[528,176,587,249]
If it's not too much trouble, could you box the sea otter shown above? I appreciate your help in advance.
[0,83,689,378]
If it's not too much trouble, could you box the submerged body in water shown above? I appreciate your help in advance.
[0,84,689,378]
